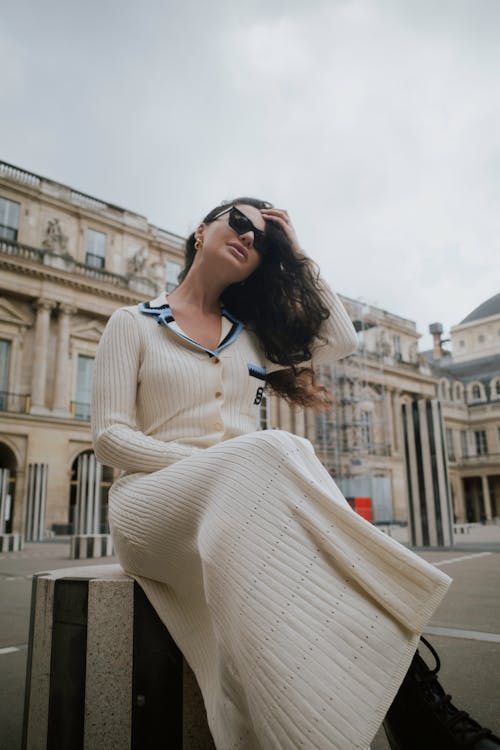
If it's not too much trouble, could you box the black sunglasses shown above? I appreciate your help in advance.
[210,206,269,255]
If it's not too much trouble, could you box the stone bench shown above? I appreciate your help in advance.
[22,564,216,750]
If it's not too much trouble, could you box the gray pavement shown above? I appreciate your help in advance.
[1,538,499,749]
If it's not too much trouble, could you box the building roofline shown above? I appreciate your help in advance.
[0,158,186,246]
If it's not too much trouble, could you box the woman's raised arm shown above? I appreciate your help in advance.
[311,280,359,367]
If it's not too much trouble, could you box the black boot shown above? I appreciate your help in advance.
[383,637,500,749]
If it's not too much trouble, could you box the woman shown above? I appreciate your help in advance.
[91,199,497,750]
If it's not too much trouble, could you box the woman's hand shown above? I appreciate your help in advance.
[260,208,302,255]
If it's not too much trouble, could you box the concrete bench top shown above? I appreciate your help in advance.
[34,563,129,581]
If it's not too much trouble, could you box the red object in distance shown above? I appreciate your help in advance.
[346,496,372,522]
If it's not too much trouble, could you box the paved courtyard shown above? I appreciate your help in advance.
[1,527,499,749]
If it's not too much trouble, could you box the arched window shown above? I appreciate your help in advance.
[454,383,463,401]
[488,378,500,399]
[472,384,481,400]
[439,380,449,401]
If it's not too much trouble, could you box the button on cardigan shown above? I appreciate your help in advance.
[91,283,451,750]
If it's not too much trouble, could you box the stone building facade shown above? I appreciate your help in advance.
[0,159,498,540]
[0,160,184,538]
[427,298,500,523]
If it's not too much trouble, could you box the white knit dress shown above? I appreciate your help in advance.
[91,287,451,750]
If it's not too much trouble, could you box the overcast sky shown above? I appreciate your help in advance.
[1,0,499,350]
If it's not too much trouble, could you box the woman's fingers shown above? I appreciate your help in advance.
[261,208,290,226]
[261,208,301,252]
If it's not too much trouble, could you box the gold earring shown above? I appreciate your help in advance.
[194,238,203,251]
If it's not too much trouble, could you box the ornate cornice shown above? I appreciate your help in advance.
[0,255,142,306]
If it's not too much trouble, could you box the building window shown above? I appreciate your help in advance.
[495,380,500,398]
[0,338,11,410]
[0,197,20,241]
[73,355,94,420]
[461,430,468,457]
[478,334,485,343]
[393,335,402,361]
[474,430,488,456]
[166,260,182,293]
[361,411,373,452]
[459,340,465,348]
[471,384,481,400]
[455,383,463,401]
[440,381,448,400]
[85,229,106,269]
[446,429,455,461]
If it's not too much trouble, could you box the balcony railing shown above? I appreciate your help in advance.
[0,391,31,414]
[85,251,105,269]
[459,452,500,465]
[315,440,392,458]
[0,237,129,288]
[0,237,44,263]
[0,160,41,187]
[1,159,187,253]
[71,401,91,421]
[0,159,125,213]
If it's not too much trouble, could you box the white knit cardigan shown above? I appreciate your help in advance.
[92,285,451,750]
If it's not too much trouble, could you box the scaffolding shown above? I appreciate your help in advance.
[314,300,396,520]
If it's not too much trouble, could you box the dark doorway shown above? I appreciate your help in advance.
[463,477,483,522]
[0,442,17,534]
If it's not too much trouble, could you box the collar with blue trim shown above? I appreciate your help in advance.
[138,292,245,357]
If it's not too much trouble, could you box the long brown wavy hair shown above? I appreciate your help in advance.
[178,197,332,408]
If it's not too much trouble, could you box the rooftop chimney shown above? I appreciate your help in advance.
[429,322,444,360]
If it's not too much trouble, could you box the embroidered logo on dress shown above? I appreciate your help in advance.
[253,386,265,405]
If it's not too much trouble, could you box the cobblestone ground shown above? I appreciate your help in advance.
[1,534,499,750]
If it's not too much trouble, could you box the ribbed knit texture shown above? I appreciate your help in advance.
[91,287,451,750]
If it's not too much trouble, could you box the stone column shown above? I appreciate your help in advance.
[9,333,24,411]
[305,407,316,442]
[53,304,77,415]
[392,389,402,452]
[401,398,454,547]
[481,475,492,522]
[384,386,395,455]
[452,476,466,522]
[280,401,292,433]
[269,395,280,430]
[0,468,9,534]
[75,453,102,535]
[24,463,48,541]
[294,406,307,437]
[30,299,55,414]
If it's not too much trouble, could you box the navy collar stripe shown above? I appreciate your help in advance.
[138,300,245,357]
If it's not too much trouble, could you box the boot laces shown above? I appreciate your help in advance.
[418,637,495,747]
